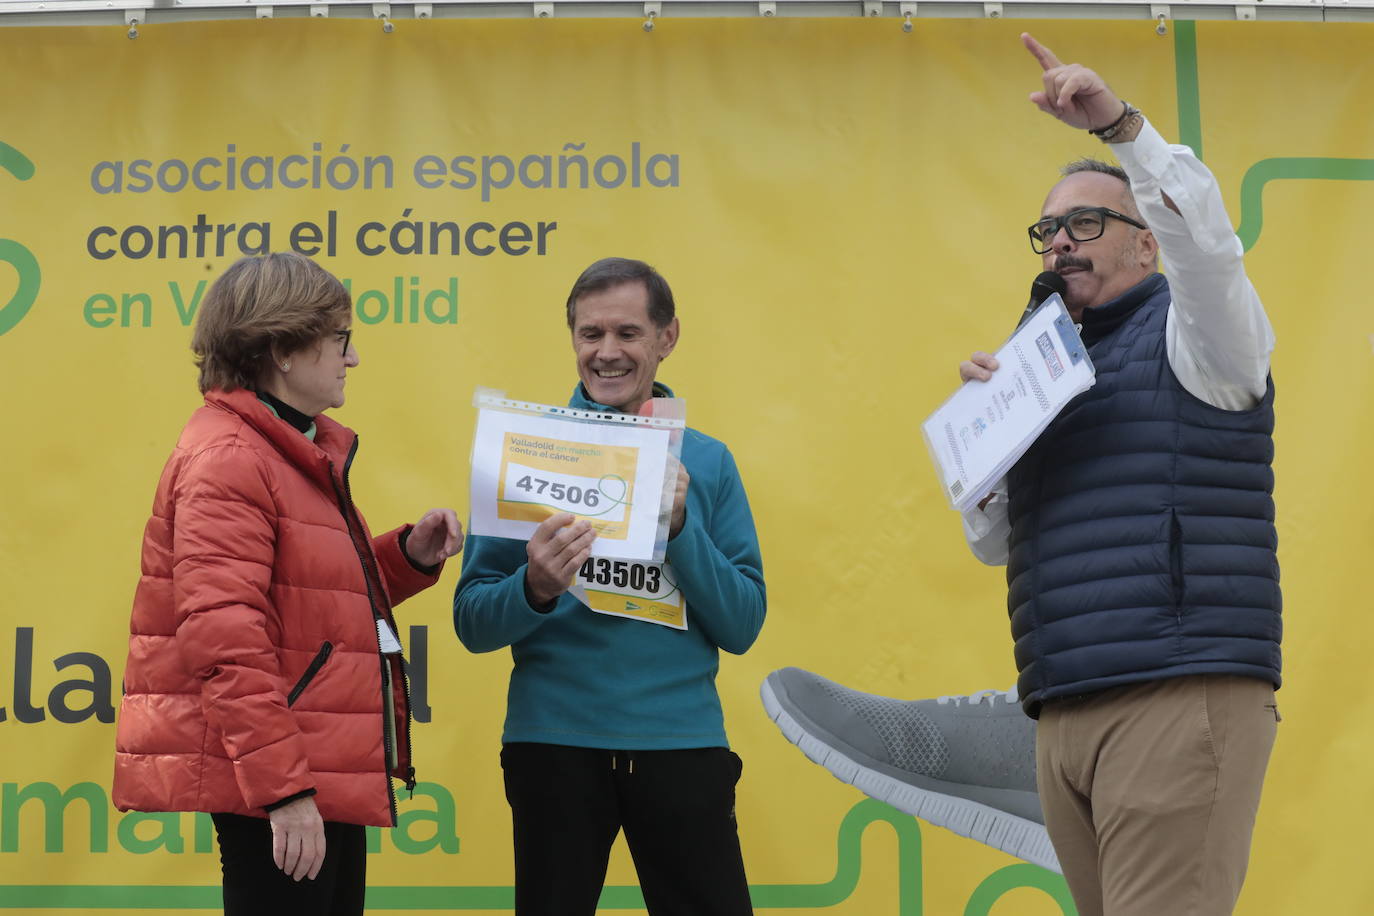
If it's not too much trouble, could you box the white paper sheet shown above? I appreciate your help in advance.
[469,392,684,561]
[922,294,1095,513]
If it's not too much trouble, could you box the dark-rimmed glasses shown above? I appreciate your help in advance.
[335,328,353,356]
[1027,207,1148,254]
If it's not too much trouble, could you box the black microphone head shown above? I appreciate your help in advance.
[1031,270,1067,301]
[1017,270,1071,330]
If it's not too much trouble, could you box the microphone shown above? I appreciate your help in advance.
[1016,270,1067,330]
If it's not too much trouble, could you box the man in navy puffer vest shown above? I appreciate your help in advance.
[958,35,1281,916]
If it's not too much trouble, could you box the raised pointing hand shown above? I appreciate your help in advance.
[1022,32,1123,132]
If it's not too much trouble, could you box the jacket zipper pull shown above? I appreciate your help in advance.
[404,766,417,796]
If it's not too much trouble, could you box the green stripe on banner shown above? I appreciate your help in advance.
[0,140,35,181]
[745,799,923,910]
[1236,157,1374,252]
[1168,20,1374,253]
[0,886,221,908]
[0,800,930,911]
[0,801,1078,911]
[964,864,1077,916]
[1173,20,1203,161]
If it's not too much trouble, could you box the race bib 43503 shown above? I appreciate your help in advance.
[569,558,686,630]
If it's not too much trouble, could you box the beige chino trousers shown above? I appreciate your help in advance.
[1036,675,1279,916]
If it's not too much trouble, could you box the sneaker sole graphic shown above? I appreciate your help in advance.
[761,677,1061,874]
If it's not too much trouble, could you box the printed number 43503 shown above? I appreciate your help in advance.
[579,558,660,592]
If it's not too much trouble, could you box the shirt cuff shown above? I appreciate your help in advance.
[398,526,442,576]
[1110,117,1174,180]
[521,568,557,615]
[264,787,317,813]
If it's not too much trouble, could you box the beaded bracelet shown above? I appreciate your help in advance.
[1088,101,1141,142]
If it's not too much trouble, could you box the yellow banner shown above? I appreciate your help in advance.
[1,16,1371,915]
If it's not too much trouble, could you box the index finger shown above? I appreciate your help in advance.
[533,512,576,541]
[1021,32,1062,71]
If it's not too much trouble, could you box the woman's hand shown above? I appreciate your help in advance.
[268,795,326,881]
[405,509,464,568]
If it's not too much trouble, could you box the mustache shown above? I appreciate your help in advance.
[1054,255,1092,272]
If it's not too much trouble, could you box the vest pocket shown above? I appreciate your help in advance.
[287,641,334,707]
[1169,511,1184,619]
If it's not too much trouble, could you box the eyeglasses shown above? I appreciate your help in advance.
[1027,207,1148,254]
[334,328,353,356]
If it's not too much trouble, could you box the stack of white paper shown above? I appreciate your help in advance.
[922,294,1096,513]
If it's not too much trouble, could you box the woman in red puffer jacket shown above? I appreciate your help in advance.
[112,253,462,915]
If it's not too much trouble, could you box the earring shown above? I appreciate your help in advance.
[281,361,290,371]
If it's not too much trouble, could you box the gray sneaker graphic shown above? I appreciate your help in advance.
[761,667,1059,873]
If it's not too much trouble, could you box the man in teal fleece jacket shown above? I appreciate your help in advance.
[454,257,766,916]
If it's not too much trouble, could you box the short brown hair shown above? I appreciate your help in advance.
[191,253,352,394]
[565,257,675,330]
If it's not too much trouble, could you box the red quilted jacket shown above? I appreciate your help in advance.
[112,388,441,826]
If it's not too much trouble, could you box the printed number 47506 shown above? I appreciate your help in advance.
[515,475,601,508]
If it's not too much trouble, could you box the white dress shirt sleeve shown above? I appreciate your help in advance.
[960,481,1011,566]
[1112,119,1275,411]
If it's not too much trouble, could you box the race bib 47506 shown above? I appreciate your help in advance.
[469,391,685,561]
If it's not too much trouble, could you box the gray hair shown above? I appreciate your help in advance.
[1061,158,1139,218]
